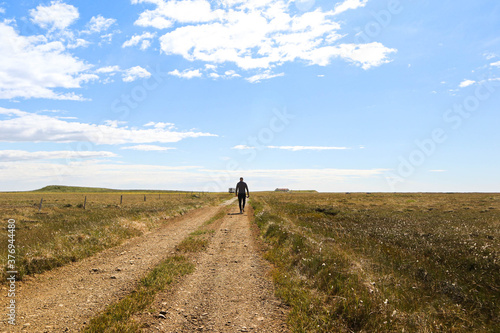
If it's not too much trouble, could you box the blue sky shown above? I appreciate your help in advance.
[0,0,499,192]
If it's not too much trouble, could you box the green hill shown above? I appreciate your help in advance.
[33,185,186,193]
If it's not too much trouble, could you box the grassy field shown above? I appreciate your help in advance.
[0,189,228,281]
[251,192,500,332]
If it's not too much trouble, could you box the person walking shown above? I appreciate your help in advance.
[235,177,249,214]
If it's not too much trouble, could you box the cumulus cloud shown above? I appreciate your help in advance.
[0,107,217,145]
[332,0,368,15]
[490,61,500,67]
[0,22,94,100]
[122,32,157,50]
[85,15,117,33]
[168,68,203,79]
[131,0,396,76]
[29,0,79,31]
[122,66,152,82]
[459,79,476,88]
[267,146,349,151]
[0,150,117,162]
[121,145,176,151]
[95,65,121,74]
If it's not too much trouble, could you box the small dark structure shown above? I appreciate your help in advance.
[228,187,236,193]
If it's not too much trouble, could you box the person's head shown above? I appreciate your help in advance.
[240,177,243,181]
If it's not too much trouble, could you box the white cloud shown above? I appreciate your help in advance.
[203,167,389,191]
[95,65,121,74]
[0,161,206,191]
[130,0,395,75]
[429,169,446,172]
[100,32,118,44]
[490,61,500,67]
[0,150,116,162]
[122,66,152,82]
[133,0,222,28]
[0,22,93,100]
[0,7,5,14]
[484,52,497,60]
[0,161,388,192]
[459,79,476,88]
[67,38,91,49]
[121,145,176,151]
[122,32,157,50]
[332,0,368,15]
[168,68,203,79]
[267,146,349,151]
[246,71,284,83]
[144,122,176,129]
[232,145,255,150]
[85,15,116,33]
[0,107,217,145]
[29,0,79,31]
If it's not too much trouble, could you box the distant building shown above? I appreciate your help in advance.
[275,188,290,192]
[228,188,236,193]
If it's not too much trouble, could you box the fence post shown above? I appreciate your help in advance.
[144,195,146,202]
[38,197,43,212]
[120,195,123,205]
[83,196,87,210]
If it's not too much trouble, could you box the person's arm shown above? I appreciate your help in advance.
[246,183,249,197]
[235,184,239,196]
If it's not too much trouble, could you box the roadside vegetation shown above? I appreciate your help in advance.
[0,189,227,281]
[252,192,500,332]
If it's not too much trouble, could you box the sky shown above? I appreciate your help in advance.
[0,0,499,192]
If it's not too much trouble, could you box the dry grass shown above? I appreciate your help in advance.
[252,192,500,332]
[0,192,228,281]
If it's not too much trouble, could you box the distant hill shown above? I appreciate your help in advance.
[33,185,186,193]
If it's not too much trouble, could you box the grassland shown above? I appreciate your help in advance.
[251,192,500,332]
[0,189,227,281]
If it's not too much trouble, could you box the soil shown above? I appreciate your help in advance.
[1,198,289,333]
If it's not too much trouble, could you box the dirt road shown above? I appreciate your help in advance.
[135,203,289,332]
[1,198,288,332]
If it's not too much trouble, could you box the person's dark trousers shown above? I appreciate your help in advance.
[238,193,246,212]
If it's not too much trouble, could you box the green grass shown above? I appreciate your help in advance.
[0,192,229,281]
[252,192,500,332]
[83,256,194,333]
